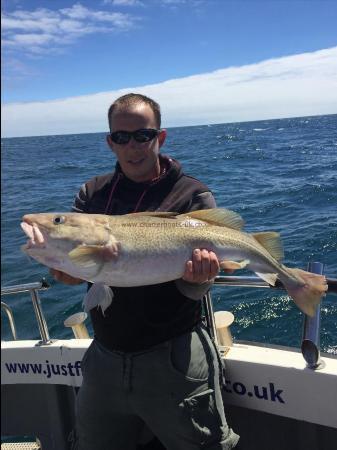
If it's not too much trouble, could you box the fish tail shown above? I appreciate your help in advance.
[283,268,328,317]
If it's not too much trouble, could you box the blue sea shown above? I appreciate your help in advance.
[1,114,337,353]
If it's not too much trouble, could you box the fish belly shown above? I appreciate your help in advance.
[95,249,190,287]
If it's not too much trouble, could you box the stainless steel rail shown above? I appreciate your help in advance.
[1,302,18,340]
[2,268,335,357]
[301,262,323,369]
[203,265,335,369]
[1,278,51,345]
[1,279,50,296]
[214,275,283,288]
[214,275,337,293]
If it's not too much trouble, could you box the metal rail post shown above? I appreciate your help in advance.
[1,302,18,340]
[30,288,51,345]
[301,262,324,369]
[1,279,51,345]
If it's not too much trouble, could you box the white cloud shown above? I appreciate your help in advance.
[103,0,144,6]
[2,47,337,138]
[2,3,137,55]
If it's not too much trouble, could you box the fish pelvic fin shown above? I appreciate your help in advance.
[283,268,328,317]
[83,283,114,315]
[252,232,284,261]
[178,208,244,230]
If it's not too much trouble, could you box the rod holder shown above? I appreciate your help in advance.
[301,262,324,369]
[214,311,234,347]
[64,312,89,339]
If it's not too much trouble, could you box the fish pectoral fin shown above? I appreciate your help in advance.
[255,272,278,286]
[68,246,102,268]
[252,232,284,261]
[68,243,119,268]
[178,208,244,230]
[83,283,114,315]
[220,259,250,270]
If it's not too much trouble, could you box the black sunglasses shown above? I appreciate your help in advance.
[109,128,160,145]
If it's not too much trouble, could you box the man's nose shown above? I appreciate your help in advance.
[128,137,143,150]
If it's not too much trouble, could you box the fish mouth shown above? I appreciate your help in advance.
[21,221,46,249]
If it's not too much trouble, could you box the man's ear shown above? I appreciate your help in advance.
[106,134,116,153]
[158,129,167,148]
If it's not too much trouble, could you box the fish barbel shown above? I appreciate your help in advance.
[21,208,327,316]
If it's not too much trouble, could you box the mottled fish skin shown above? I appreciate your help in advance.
[21,212,271,285]
[21,209,328,316]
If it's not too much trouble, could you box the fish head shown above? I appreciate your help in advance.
[21,213,114,278]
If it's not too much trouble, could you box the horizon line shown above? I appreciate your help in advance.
[2,112,336,140]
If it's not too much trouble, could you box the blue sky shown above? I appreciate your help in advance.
[2,0,337,137]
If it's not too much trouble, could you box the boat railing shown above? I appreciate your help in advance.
[1,264,336,367]
[1,301,17,341]
[203,261,336,370]
[1,279,51,345]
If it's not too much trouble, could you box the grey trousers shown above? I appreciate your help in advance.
[75,324,239,450]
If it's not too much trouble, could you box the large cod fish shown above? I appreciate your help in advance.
[21,208,327,316]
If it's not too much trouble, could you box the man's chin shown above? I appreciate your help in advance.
[124,163,153,182]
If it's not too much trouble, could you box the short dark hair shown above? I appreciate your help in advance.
[108,93,161,131]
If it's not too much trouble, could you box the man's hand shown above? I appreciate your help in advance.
[49,269,84,285]
[182,249,220,284]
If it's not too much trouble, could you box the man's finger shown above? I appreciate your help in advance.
[182,260,194,282]
[200,249,211,276]
[209,252,220,279]
[192,249,202,277]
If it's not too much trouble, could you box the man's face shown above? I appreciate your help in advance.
[107,103,166,183]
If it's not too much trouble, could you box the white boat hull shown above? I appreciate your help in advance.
[2,339,337,429]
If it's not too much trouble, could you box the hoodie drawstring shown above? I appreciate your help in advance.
[104,166,167,215]
[104,173,122,214]
[133,166,167,212]
[133,187,149,213]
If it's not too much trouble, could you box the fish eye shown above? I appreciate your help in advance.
[53,215,65,225]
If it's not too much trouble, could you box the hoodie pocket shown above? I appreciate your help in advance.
[169,329,209,381]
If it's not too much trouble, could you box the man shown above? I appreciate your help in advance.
[52,93,239,449]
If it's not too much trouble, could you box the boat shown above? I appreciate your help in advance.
[1,262,337,450]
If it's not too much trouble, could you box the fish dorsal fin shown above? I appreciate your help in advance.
[178,208,244,230]
[252,232,284,261]
[124,211,178,219]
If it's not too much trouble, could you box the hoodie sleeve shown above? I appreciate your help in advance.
[189,191,217,211]
[175,190,217,300]
[72,183,89,213]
